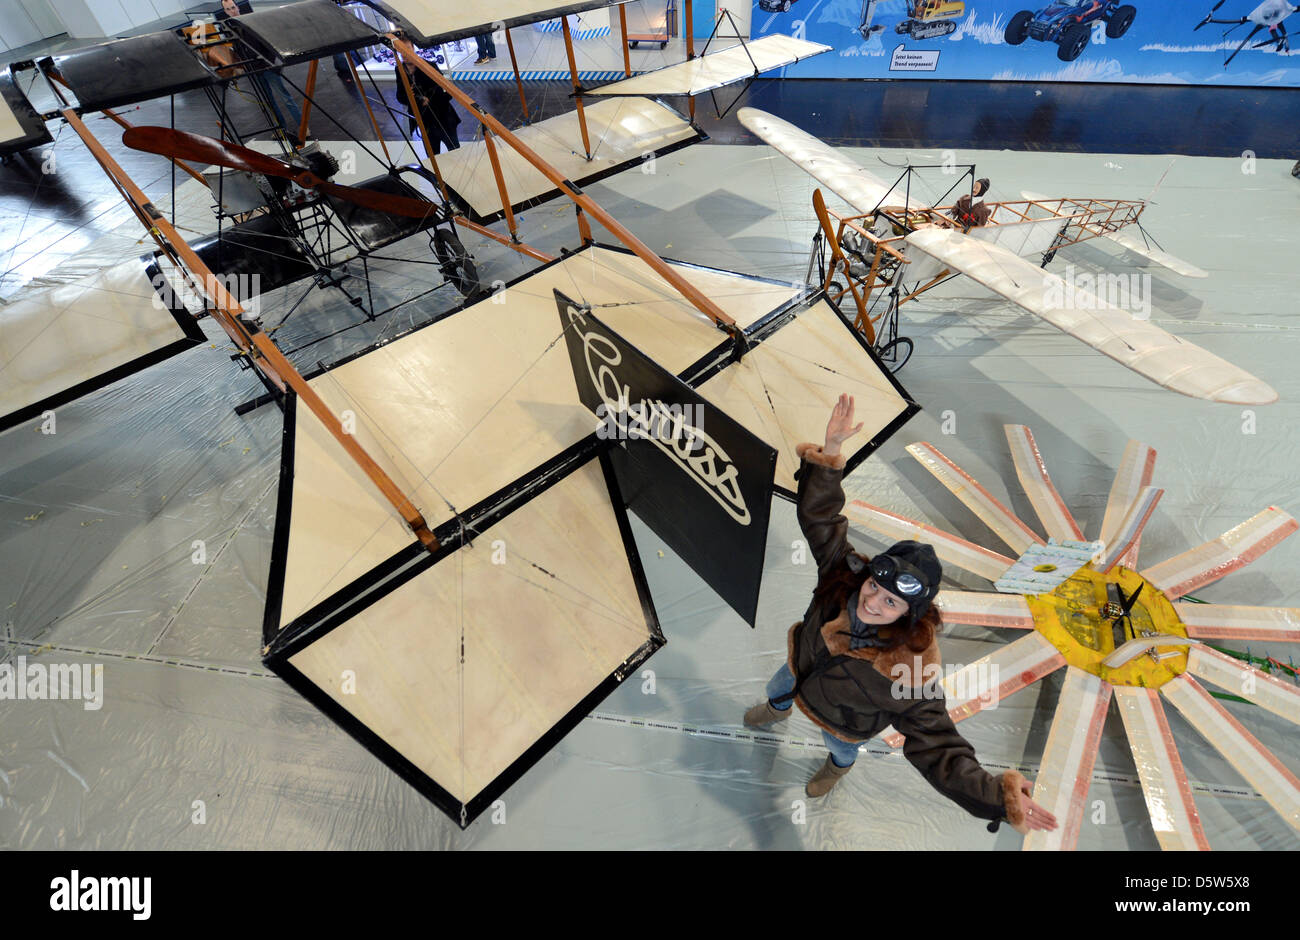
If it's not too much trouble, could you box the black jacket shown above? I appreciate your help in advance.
[787,442,1024,825]
[395,67,460,137]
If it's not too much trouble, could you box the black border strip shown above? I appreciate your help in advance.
[444,125,706,227]
[358,0,632,47]
[261,390,298,647]
[264,444,662,828]
[0,255,206,435]
[0,67,52,155]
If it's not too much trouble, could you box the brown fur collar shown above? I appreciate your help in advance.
[796,442,846,471]
[785,617,944,744]
[818,608,942,684]
[1002,770,1029,832]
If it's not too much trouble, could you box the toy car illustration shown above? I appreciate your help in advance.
[1004,0,1137,61]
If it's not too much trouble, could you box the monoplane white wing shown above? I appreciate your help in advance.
[903,228,1276,404]
[1105,226,1209,279]
[590,35,830,97]
[738,107,928,213]
[1020,189,1207,278]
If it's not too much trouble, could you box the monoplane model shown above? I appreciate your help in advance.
[739,107,1276,405]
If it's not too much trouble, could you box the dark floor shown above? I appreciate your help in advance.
[0,62,1295,297]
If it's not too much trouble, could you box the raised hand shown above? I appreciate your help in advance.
[823,393,865,457]
[1011,779,1058,835]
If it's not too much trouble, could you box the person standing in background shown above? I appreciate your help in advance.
[475,29,497,64]
[217,0,304,145]
[396,57,461,155]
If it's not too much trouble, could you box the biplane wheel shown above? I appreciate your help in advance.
[875,336,913,374]
[434,228,481,298]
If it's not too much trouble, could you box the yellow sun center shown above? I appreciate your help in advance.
[1024,565,1190,689]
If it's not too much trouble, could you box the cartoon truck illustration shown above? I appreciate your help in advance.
[1004,0,1137,61]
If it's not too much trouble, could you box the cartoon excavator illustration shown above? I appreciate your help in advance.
[757,0,966,38]
[859,0,967,40]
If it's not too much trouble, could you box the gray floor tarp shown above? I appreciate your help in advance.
[2,141,1297,849]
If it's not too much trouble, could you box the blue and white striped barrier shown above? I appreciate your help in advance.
[533,18,611,41]
[449,69,643,82]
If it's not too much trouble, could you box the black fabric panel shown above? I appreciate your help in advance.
[361,0,625,46]
[227,1,382,66]
[554,292,776,626]
[191,213,316,298]
[0,69,52,154]
[325,171,440,252]
[49,32,215,113]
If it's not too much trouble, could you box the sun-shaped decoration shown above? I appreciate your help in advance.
[844,426,1300,851]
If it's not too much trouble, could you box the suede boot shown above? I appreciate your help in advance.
[805,754,853,798]
[743,699,791,729]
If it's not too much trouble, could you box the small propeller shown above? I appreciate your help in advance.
[1107,582,1144,642]
[122,126,442,221]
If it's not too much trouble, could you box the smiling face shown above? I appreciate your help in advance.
[855,576,908,626]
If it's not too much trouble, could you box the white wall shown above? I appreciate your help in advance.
[43,0,189,40]
[0,0,48,50]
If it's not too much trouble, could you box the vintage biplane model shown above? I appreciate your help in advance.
[738,107,1278,405]
[844,426,1300,850]
[0,1,918,828]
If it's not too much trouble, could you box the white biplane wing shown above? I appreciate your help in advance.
[903,228,1276,404]
[738,107,929,213]
[359,0,631,45]
[590,36,830,98]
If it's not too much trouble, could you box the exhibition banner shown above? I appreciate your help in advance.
[748,0,1300,86]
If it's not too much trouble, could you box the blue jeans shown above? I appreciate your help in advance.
[765,663,860,768]
[476,33,496,58]
[255,70,303,138]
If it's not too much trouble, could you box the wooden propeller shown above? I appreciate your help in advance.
[122,126,441,220]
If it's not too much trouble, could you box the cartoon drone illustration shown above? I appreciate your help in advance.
[1196,0,1298,66]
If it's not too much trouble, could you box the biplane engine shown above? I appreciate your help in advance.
[272,143,342,204]
[295,142,341,183]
